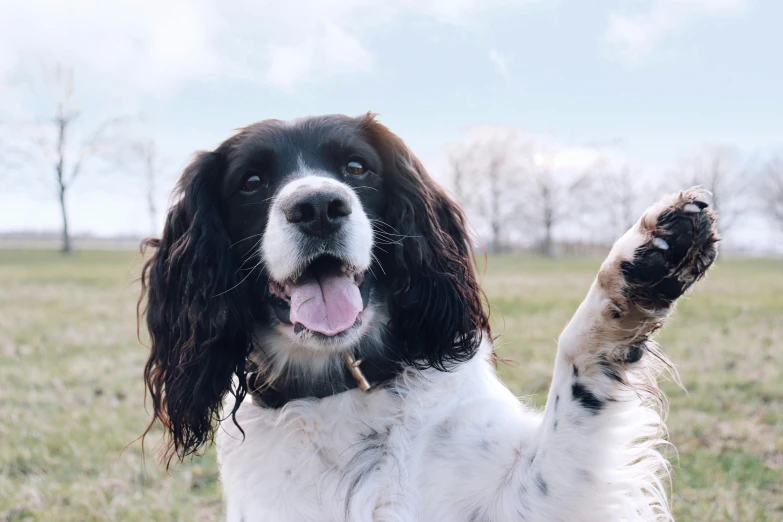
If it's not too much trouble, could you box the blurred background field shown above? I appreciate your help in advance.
[0,249,781,522]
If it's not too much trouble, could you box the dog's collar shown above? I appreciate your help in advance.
[246,348,406,408]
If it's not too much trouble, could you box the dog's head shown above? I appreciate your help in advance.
[139,114,489,463]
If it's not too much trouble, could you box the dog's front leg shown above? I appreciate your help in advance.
[498,189,718,522]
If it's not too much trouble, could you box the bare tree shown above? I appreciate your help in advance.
[449,131,599,255]
[675,146,749,235]
[15,64,123,253]
[591,163,660,240]
[129,139,164,235]
[448,133,518,251]
[601,166,637,235]
[759,156,783,232]
[484,139,513,252]
[450,147,467,204]
[517,147,595,257]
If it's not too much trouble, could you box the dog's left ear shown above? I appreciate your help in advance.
[359,114,490,370]
[139,149,252,466]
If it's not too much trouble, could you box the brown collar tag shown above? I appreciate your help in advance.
[343,352,371,392]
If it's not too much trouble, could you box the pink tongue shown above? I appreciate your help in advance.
[288,271,363,336]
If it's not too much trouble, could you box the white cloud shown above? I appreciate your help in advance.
[0,0,542,101]
[262,24,373,90]
[0,0,223,105]
[488,49,510,80]
[605,0,749,64]
[413,0,542,24]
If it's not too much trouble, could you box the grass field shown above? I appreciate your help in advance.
[1,250,781,521]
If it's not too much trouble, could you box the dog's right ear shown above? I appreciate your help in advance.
[138,150,252,467]
[359,114,490,371]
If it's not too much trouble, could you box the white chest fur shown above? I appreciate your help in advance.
[217,333,670,522]
[217,344,536,522]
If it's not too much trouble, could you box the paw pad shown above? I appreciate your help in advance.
[621,188,719,308]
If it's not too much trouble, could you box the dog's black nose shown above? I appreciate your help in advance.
[284,190,352,236]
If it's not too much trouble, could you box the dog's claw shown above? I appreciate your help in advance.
[652,237,670,250]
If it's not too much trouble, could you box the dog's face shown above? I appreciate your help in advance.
[220,117,387,352]
[140,114,489,463]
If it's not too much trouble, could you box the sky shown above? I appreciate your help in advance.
[0,0,781,250]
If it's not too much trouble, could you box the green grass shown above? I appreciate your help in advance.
[1,250,781,521]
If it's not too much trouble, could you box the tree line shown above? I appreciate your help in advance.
[448,129,783,255]
[2,65,782,255]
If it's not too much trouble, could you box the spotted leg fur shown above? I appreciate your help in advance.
[522,188,719,521]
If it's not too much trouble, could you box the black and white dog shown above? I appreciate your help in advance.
[139,113,718,521]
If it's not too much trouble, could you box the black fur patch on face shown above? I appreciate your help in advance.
[571,382,605,414]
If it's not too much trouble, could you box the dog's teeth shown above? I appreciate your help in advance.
[652,237,669,250]
[683,203,702,213]
[284,284,291,297]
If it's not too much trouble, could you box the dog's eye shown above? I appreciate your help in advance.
[241,174,263,193]
[345,161,367,177]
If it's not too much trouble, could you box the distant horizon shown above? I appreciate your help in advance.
[2,229,779,257]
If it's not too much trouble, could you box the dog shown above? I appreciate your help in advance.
[139,113,718,521]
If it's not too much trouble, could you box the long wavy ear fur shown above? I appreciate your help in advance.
[138,151,252,467]
[360,114,490,370]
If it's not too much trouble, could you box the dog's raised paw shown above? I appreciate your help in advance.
[619,187,719,309]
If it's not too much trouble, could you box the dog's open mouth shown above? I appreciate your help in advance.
[268,255,369,337]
